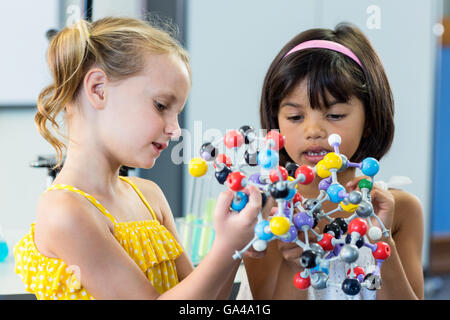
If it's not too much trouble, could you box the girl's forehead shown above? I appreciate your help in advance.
[281,76,354,111]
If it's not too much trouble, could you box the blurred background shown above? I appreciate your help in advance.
[0,0,449,299]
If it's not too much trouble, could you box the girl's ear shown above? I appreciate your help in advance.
[83,68,107,110]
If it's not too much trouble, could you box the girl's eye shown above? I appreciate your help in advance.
[154,101,167,111]
[287,115,304,122]
[327,114,346,120]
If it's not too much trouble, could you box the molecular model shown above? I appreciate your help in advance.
[188,126,391,297]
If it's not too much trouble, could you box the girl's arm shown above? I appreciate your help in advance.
[375,189,424,300]
[38,185,261,300]
[139,178,242,299]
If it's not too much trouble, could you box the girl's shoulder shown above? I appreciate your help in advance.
[388,188,423,234]
[125,176,167,223]
[35,184,114,259]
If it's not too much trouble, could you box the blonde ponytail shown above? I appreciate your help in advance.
[35,17,190,168]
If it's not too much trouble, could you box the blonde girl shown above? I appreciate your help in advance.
[14,17,261,300]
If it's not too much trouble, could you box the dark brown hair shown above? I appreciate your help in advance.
[260,23,394,164]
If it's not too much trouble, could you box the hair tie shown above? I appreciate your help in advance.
[283,39,363,69]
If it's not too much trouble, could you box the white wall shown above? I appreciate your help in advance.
[0,0,58,105]
[92,0,144,20]
[185,0,442,269]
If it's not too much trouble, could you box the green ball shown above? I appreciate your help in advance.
[358,178,373,191]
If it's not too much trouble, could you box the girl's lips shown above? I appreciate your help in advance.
[302,147,331,164]
[151,142,167,155]
[151,143,161,155]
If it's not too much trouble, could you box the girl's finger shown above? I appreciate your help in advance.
[214,190,234,219]
[240,186,262,219]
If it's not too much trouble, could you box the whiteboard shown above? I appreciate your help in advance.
[0,0,59,106]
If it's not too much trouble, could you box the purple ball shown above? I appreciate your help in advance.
[280,225,298,243]
[318,178,331,191]
[293,212,314,230]
[249,173,264,186]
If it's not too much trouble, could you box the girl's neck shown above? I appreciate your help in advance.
[53,143,123,198]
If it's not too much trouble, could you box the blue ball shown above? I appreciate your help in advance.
[257,149,279,169]
[361,157,379,177]
[311,264,329,275]
[285,188,296,201]
[231,191,248,212]
[327,183,345,203]
[254,220,273,240]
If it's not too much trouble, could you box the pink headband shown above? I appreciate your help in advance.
[283,40,363,69]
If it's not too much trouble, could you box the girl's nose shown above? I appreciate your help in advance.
[165,116,181,140]
[304,117,326,140]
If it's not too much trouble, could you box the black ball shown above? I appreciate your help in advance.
[345,234,365,248]
[200,142,218,161]
[333,218,348,234]
[244,150,258,166]
[239,125,255,144]
[364,273,382,291]
[215,166,231,185]
[261,193,268,208]
[269,182,290,199]
[300,250,317,269]
[312,213,319,229]
[324,222,342,239]
[341,278,361,296]
[285,162,299,177]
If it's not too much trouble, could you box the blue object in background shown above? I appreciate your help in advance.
[0,225,8,262]
[0,241,8,262]
[431,48,450,234]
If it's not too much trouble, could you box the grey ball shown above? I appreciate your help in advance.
[311,272,328,290]
[338,154,348,172]
[356,200,373,218]
[310,243,325,258]
[348,190,362,204]
[340,244,359,263]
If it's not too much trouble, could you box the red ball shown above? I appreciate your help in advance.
[318,233,335,251]
[372,241,391,260]
[265,130,285,151]
[295,165,315,185]
[292,192,303,204]
[224,130,244,149]
[269,166,288,182]
[348,218,368,237]
[293,272,311,290]
[213,154,232,169]
[226,171,247,191]
[347,266,365,278]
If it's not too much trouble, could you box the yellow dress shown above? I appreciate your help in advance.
[14,176,183,300]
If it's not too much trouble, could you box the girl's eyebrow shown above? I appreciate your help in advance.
[280,101,303,109]
[155,92,177,103]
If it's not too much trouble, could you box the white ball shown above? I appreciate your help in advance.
[328,134,341,147]
[368,226,382,241]
[253,239,268,252]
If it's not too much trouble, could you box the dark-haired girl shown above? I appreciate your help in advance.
[243,23,424,300]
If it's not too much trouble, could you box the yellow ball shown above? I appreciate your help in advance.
[270,216,290,236]
[188,157,208,177]
[340,201,359,213]
[316,160,331,178]
[287,176,298,189]
[323,152,342,170]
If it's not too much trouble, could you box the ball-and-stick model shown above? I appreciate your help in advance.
[188,126,391,297]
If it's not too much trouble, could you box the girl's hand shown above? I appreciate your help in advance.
[213,186,262,255]
[277,240,303,270]
[241,198,275,259]
[271,206,303,270]
[346,176,395,234]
